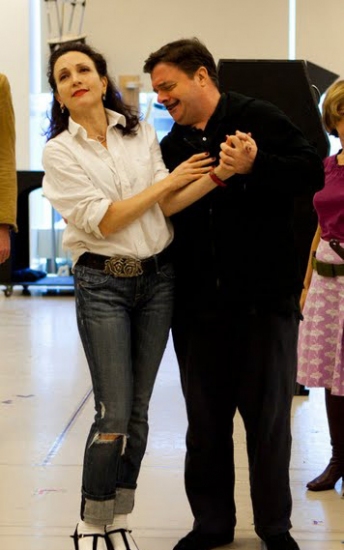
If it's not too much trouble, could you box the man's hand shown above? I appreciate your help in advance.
[219,131,257,175]
[0,225,11,264]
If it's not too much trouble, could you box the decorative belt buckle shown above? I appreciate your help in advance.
[104,256,143,277]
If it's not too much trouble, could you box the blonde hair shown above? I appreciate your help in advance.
[322,79,344,135]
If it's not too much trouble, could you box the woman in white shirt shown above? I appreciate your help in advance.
[42,41,223,550]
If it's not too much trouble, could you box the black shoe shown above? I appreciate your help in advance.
[263,531,300,550]
[173,530,234,550]
[306,459,344,491]
[71,524,108,550]
[106,528,140,550]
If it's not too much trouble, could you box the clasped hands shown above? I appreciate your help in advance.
[173,130,257,189]
[217,130,257,181]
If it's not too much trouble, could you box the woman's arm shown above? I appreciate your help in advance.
[43,139,213,238]
[99,152,214,236]
[158,165,234,216]
[300,223,321,310]
[158,132,255,217]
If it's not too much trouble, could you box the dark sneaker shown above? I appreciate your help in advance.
[173,530,234,550]
[263,531,300,550]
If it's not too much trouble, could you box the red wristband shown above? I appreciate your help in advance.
[209,170,227,188]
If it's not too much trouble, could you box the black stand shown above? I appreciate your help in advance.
[0,171,74,296]
[217,60,336,397]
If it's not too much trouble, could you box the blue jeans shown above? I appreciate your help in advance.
[73,261,174,524]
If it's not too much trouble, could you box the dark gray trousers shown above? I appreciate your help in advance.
[172,304,299,540]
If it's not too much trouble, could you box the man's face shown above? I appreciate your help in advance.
[151,62,206,127]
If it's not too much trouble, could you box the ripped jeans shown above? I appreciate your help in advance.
[73,261,174,525]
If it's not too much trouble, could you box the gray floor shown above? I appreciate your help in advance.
[0,288,343,549]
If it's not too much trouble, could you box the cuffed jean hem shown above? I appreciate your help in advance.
[83,488,135,525]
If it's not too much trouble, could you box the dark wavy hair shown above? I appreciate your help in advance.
[143,37,219,89]
[45,41,140,140]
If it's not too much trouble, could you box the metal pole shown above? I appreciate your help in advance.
[48,206,57,274]
[67,1,77,34]
[44,0,53,37]
[78,1,86,36]
[54,0,63,39]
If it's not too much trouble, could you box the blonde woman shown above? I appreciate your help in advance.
[298,80,344,493]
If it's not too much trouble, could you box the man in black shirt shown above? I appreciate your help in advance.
[144,37,324,550]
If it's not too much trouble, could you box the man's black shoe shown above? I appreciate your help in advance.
[173,530,234,550]
[263,531,300,550]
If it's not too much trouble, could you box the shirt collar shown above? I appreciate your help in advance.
[171,93,228,138]
[68,108,127,139]
[207,93,228,125]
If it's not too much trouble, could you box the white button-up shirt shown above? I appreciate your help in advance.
[42,109,173,265]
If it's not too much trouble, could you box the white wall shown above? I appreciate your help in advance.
[79,0,290,92]
[2,0,344,168]
[297,0,344,79]
[0,0,30,169]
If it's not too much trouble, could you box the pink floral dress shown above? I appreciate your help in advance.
[297,154,344,396]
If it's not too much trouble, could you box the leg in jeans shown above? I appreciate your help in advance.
[74,263,174,525]
[172,310,237,536]
[237,308,298,539]
[116,267,175,496]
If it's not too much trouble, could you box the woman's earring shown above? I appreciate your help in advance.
[60,103,65,113]
[102,91,106,101]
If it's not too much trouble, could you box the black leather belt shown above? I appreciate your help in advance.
[76,247,171,277]
[312,254,344,277]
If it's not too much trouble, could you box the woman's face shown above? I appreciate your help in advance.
[53,50,107,116]
[335,105,344,142]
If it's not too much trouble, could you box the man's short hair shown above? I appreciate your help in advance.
[143,37,219,89]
